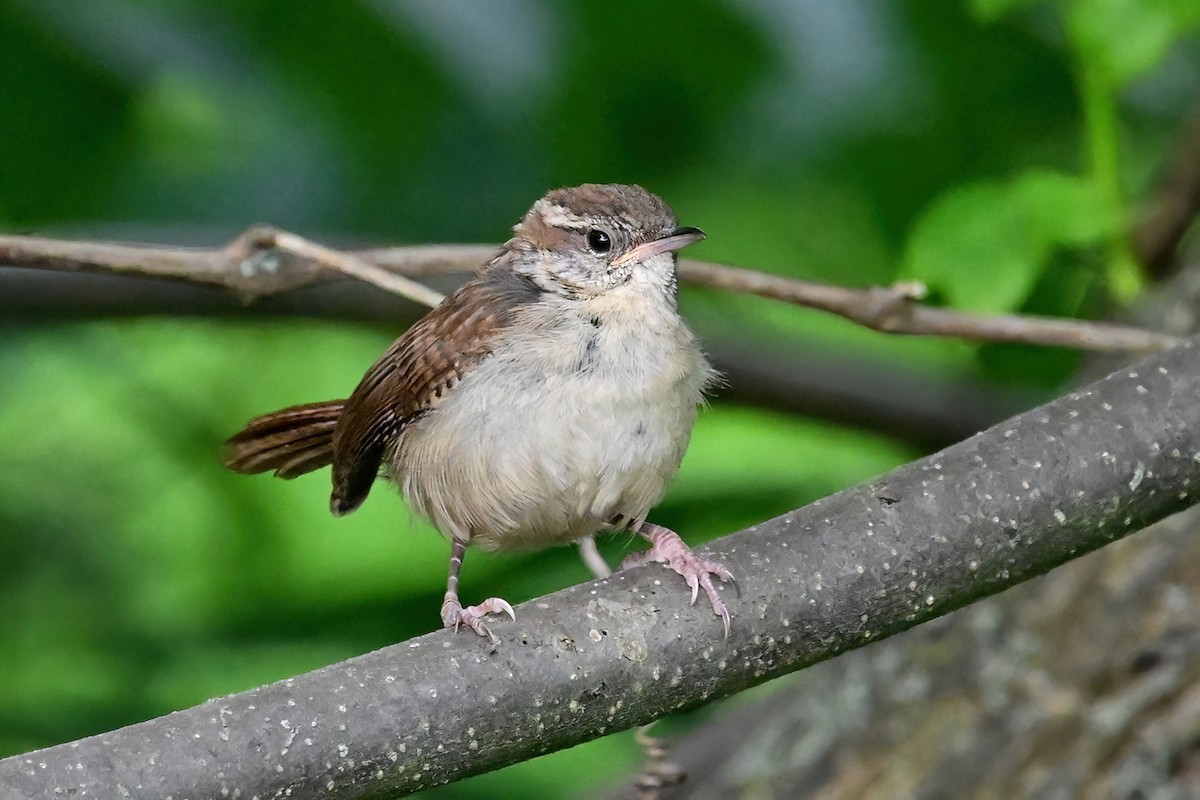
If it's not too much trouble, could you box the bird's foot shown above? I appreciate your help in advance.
[621,522,735,637]
[441,593,515,641]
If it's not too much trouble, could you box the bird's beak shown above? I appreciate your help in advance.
[611,226,705,267]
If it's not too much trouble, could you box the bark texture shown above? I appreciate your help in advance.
[608,511,1200,800]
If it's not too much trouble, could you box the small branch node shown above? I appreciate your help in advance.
[221,224,322,299]
[862,285,920,332]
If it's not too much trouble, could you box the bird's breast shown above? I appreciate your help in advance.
[391,294,711,551]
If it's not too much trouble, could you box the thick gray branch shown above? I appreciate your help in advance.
[2,334,1199,797]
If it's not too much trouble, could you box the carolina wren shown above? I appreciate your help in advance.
[224,184,733,640]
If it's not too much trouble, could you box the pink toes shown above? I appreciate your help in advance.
[441,595,516,641]
[623,523,735,637]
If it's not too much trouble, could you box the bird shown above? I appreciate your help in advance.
[223,184,733,640]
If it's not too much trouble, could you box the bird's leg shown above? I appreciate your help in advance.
[440,537,515,641]
[621,521,735,637]
[577,534,613,579]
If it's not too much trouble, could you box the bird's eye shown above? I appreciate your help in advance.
[586,229,612,254]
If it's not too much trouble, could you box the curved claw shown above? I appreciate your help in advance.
[442,595,516,642]
[696,571,732,638]
[486,597,517,621]
[626,522,735,637]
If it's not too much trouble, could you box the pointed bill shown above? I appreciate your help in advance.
[611,226,705,267]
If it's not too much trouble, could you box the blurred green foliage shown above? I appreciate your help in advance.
[1,1,1197,796]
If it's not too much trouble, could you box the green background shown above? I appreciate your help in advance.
[1,1,1197,796]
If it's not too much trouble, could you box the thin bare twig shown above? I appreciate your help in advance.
[0,227,1179,353]
[0,226,491,303]
[269,230,445,308]
[676,261,1179,352]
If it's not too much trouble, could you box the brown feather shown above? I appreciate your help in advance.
[330,261,545,515]
[223,400,344,478]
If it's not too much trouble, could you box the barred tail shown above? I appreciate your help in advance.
[223,400,345,479]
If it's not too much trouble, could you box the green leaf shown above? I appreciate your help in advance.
[1009,170,1113,247]
[974,0,1200,85]
[1068,0,1200,85]
[902,172,1113,314]
[903,182,1037,314]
